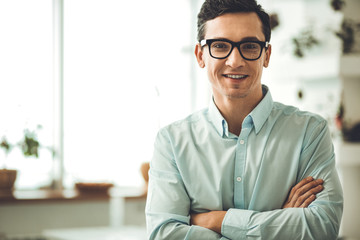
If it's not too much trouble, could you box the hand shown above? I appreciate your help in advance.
[282,176,324,208]
[190,211,226,234]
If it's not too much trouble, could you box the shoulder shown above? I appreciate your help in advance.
[270,102,330,145]
[266,102,332,156]
[158,108,210,139]
[272,101,327,127]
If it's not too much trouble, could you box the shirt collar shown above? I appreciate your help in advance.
[208,85,274,137]
[208,96,227,137]
[249,85,274,134]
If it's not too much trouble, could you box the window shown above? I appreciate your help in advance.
[1,0,205,189]
[0,0,53,189]
[63,0,200,187]
[2,0,340,190]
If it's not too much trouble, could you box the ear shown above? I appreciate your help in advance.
[195,43,205,68]
[263,44,271,68]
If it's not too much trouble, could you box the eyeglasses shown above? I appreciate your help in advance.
[200,39,269,61]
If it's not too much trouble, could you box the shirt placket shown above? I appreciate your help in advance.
[233,118,253,209]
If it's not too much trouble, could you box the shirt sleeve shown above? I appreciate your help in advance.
[145,128,223,240]
[221,120,343,240]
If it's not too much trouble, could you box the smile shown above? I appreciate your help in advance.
[223,74,248,79]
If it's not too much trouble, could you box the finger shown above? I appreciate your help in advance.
[287,176,314,202]
[287,176,316,205]
[293,182,323,207]
[286,178,323,208]
[294,184,324,207]
[296,179,324,197]
[299,194,316,208]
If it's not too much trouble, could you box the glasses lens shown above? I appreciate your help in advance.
[240,42,261,60]
[210,41,232,58]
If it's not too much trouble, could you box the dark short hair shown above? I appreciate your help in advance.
[197,0,271,43]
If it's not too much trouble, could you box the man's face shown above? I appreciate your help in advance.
[195,12,271,101]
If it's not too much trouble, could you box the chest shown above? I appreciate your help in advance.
[173,128,302,212]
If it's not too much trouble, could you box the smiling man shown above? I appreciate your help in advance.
[145,0,343,239]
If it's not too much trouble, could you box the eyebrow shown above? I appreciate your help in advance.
[211,36,262,42]
[241,37,262,41]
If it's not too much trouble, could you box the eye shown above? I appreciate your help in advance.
[213,43,227,48]
[242,42,260,50]
[211,41,231,51]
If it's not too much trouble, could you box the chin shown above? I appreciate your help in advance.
[224,92,249,99]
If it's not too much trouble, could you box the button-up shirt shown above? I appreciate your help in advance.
[145,85,343,240]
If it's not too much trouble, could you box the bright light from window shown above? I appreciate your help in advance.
[0,0,53,189]
[63,0,193,187]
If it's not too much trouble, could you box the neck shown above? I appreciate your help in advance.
[214,90,263,136]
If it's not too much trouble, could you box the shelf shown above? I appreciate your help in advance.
[0,186,147,204]
[0,189,110,204]
[340,54,360,77]
[338,142,360,167]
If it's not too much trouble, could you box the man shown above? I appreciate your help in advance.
[145,0,343,239]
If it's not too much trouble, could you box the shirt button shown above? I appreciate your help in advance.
[236,177,242,182]
[240,140,245,144]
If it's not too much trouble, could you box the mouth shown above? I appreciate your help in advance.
[223,74,249,80]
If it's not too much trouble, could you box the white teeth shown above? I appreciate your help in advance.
[225,74,247,79]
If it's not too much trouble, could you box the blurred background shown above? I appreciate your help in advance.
[0,0,359,239]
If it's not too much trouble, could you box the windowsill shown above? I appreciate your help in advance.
[0,189,110,203]
[0,187,147,204]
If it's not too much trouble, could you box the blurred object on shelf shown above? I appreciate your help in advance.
[75,182,114,196]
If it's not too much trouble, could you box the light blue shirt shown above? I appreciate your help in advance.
[145,85,343,240]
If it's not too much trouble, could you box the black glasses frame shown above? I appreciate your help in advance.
[200,39,269,61]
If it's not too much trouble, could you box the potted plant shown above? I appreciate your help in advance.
[0,128,41,196]
[0,137,17,196]
[291,26,320,58]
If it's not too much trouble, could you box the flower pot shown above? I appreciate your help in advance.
[0,169,17,197]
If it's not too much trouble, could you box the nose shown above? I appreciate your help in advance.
[225,47,246,68]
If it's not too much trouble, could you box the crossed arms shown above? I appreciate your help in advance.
[146,120,343,240]
[190,177,324,234]
[147,166,342,240]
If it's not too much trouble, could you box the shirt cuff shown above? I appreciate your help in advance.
[221,208,260,239]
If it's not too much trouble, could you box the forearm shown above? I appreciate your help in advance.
[191,177,325,237]
[220,175,342,240]
[190,211,227,234]
[146,158,223,239]
[190,201,341,240]
[222,204,342,240]
[147,218,223,240]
